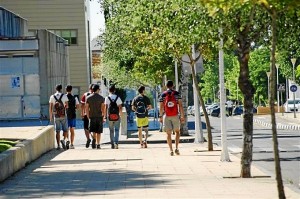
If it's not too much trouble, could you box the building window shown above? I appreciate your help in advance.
[50,29,78,45]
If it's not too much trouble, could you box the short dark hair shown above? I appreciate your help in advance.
[109,85,116,93]
[55,84,62,91]
[89,83,94,90]
[66,84,72,92]
[92,84,100,92]
[138,86,145,94]
[166,80,174,88]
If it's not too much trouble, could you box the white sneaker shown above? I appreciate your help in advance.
[70,144,75,149]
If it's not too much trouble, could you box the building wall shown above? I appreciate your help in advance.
[1,0,91,96]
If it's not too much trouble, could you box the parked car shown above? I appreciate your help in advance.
[206,104,219,115]
[284,99,300,112]
[187,106,195,115]
[233,106,243,115]
[210,107,220,117]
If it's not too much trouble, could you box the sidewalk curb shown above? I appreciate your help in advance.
[253,118,300,131]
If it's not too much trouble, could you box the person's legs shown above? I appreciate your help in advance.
[138,127,143,146]
[166,130,173,154]
[54,118,62,149]
[108,121,114,148]
[83,115,91,147]
[114,120,121,146]
[56,131,60,148]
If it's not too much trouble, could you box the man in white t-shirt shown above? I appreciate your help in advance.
[104,85,123,149]
[226,100,234,116]
[49,84,69,150]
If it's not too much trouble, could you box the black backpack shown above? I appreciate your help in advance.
[54,94,65,118]
[136,97,146,118]
[108,96,120,121]
[66,93,76,119]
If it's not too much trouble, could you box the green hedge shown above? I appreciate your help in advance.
[0,140,17,153]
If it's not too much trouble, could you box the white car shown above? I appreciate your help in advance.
[284,99,300,112]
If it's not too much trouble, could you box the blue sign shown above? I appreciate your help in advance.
[290,85,297,92]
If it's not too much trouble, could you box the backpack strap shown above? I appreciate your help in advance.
[54,94,63,104]
[108,96,118,103]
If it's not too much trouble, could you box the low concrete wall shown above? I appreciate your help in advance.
[0,125,54,182]
[257,106,285,115]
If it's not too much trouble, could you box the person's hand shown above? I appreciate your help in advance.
[180,117,185,123]
[159,117,163,123]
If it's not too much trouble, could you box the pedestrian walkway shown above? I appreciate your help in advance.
[1,129,300,198]
[0,114,300,198]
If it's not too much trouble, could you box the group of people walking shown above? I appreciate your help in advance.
[49,80,185,156]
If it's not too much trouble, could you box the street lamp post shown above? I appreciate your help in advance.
[266,71,271,104]
[291,58,296,118]
[276,64,280,113]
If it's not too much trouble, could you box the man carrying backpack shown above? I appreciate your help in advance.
[65,85,80,149]
[159,80,185,156]
[132,86,152,148]
[49,84,69,150]
[104,85,123,149]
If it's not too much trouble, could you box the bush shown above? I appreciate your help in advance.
[0,140,16,153]
[0,143,12,153]
[0,140,16,146]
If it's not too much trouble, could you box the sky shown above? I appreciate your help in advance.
[89,0,105,39]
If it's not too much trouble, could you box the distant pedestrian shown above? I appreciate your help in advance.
[49,84,69,150]
[85,84,105,149]
[159,80,185,156]
[104,85,123,149]
[65,85,80,149]
[227,100,233,116]
[132,86,152,148]
[80,84,94,148]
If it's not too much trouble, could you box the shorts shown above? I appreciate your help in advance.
[89,117,103,133]
[67,118,76,128]
[163,116,180,131]
[54,117,68,133]
[83,115,89,130]
[136,117,149,128]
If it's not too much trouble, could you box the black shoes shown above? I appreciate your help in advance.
[86,139,91,148]
[111,144,115,149]
[66,141,70,150]
[92,139,96,149]
[97,144,101,149]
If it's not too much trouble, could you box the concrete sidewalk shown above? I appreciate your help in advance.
[0,130,300,198]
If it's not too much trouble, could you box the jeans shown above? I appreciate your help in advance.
[108,119,120,144]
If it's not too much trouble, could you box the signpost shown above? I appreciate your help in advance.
[290,85,297,118]
[278,84,285,115]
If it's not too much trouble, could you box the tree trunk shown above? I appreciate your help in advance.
[190,61,213,151]
[180,66,189,136]
[270,10,286,199]
[237,38,255,178]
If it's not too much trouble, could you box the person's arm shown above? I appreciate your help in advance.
[49,102,53,122]
[178,99,185,123]
[85,103,90,119]
[75,98,80,110]
[101,102,106,119]
[80,94,86,117]
[131,99,136,112]
[159,101,164,123]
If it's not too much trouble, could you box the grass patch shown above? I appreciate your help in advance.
[0,140,17,153]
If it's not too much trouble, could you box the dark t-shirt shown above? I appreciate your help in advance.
[158,89,182,102]
[132,94,151,117]
[86,93,105,118]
